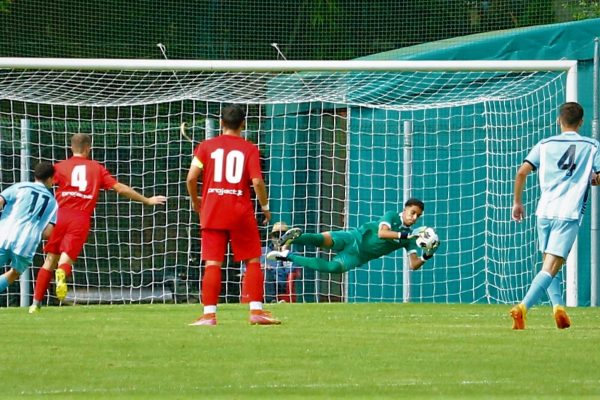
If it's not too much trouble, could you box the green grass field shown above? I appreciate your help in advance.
[2,303,600,399]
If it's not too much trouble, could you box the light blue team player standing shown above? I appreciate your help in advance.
[0,162,58,294]
[511,102,600,329]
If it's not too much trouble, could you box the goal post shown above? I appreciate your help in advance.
[0,58,579,306]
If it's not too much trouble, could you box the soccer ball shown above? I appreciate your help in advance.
[415,227,439,250]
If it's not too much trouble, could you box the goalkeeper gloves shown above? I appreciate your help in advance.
[421,240,440,261]
[408,226,427,239]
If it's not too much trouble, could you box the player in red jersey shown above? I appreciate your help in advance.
[29,133,167,313]
[186,104,279,326]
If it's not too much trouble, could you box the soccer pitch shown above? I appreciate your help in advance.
[2,303,599,399]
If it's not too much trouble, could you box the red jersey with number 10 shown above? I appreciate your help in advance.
[54,155,118,216]
[194,135,263,230]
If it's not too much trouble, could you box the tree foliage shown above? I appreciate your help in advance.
[563,0,600,20]
[0,0,584,60]
[0,0,11,13]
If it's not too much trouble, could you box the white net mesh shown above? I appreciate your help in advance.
[0,62,568,305]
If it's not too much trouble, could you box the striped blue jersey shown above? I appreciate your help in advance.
[0,181,58,257]
[525,131,600,221]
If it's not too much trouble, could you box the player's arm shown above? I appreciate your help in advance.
[112,182,167,206]
[592,172,600,186]
[251,177,271,225]
[186,156,202,213]
[512,161,534,222]
[378,223,402,240]
[0,195,5,211]
[408,252,426,271]
[378,222,422,240]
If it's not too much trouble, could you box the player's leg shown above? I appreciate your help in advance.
[30,252,59,312]
[521,255,562,308]
[291,231,334,248]
[514,254,564,327]
[53,215,90,302]
[541,220,577,329]
[54,253,75,302]
[545,267,570,328]
[32,216,66,311]
[189,229,226,326]
[285,254,346,273]
[277,227,304,248]
[0,268,19,293]
[0,251,30,293]
[0,249,13,293]
[268,231,356,272]
[244,255,280,325]
[511,218,574,329]
[0,265,17,293]
[287,232,361,273]
[231,221,280,325]
[267,231,336,260]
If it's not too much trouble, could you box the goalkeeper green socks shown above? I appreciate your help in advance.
[288,254,345,273]
[293,233,325,247]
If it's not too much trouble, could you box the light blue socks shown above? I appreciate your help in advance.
[546,276,564,307]
[522,270,553,310]
[0,274,9,293]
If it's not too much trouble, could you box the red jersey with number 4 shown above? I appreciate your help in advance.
[54,155,118,216]
[193,135,263,230]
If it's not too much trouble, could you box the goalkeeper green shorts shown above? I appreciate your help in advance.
[329,230,364,272]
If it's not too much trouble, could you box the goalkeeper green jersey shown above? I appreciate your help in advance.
[355,211,419,263]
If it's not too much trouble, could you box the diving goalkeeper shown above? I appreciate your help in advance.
[266,198,439,272]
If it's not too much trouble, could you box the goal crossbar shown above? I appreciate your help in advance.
[0,57,578,73]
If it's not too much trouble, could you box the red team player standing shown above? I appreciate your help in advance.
[186,104,280,325]
[29,133,167,313]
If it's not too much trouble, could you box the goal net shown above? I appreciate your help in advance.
[0,59,576,305]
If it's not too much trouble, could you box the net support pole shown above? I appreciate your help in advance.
[402,120,413,303]
[19,118,31,307]
[205,118,218,139]
[566,62,580,307]
[591,38,600,307]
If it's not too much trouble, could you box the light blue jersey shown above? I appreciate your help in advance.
[525,131,600,221]
[0,181,58,258]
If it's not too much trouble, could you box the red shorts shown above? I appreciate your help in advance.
[44,208,91,261]
[201,221,262,262]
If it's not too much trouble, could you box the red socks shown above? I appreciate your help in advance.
[33,264,73,302]
[242,262,264,303]
[58,263,72,277]
[33,268,52,302]
[201,265,221,307]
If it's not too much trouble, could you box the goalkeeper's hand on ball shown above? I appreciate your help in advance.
[409,226,428,239]
[423,238,440,258]
[415,227,440,261]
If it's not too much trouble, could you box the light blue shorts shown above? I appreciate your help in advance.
[537,218,579,259]
[0,248,32,274]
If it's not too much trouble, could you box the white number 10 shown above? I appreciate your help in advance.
[71,165,88,191]
[210,148,244,183]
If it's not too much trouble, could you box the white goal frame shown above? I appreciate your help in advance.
[0,58,579,306]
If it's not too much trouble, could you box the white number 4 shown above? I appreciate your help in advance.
[71,165,88,191]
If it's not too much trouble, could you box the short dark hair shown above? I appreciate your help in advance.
[71,133,92,153]
[221,104,246,130]
[34,161,54,181]
[559,102,583,127]
[404,197,424,211]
